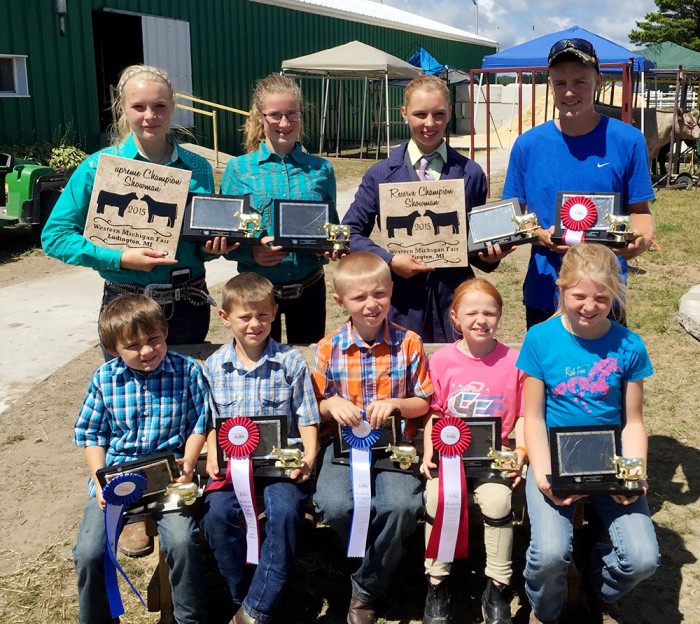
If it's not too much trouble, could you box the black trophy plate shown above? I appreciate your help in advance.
[332,410,412,473]
[273,199,337,251]
[96,451,180,509]
[215,414,292,479]
[180,193,259,242]
[547,424,643,496]
[430,416,506,481]
[467,198,538,257]
[553,192,629,248]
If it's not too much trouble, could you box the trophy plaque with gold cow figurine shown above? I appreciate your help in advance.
[181,193,262,243]
[547,424,646,496]
[467,198,540,257]
[332,409,418,473]
[215,415,304,479]
[430,416,516,481]
[272,199,344,252]
[553,192,633,248]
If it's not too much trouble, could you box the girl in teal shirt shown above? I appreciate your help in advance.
[221,74,337,344]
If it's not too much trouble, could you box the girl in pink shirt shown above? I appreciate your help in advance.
[420,278,526,624]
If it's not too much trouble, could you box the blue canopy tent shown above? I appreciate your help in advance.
[482,25,655,73]
[406,46,471,85]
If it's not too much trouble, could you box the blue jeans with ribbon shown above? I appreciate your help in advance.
[524,474,659,621]
[200,479,310,623]
[72,497,207,624]
[312,443,424,603]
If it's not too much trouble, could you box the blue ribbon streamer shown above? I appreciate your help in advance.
[102,473,148,617]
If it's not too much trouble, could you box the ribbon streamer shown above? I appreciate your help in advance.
[426,417,471,562]
[342,412,382,558]
[207,417,261,564]
[102,473,148,618]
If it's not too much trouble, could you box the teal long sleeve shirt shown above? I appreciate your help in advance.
[221,141,337,285]
[41,134,215,286]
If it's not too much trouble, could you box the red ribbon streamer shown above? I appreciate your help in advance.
[426,417,471,561]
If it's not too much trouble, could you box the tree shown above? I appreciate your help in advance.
[629,0,700,51]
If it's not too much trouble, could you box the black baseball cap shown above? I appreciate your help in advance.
[548,38,600,72]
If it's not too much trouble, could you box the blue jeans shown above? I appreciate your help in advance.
[200,479,309,622]
[524,475,659,621]
[72,497,207,624]
[312,443,423,603]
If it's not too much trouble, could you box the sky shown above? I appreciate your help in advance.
[380,0,658,51]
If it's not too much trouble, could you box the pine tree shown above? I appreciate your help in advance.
[629,0,700,51]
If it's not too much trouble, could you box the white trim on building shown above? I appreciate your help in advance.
[252,0,498,47]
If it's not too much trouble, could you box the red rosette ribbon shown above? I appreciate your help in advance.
[218,416,260,458]
[426,416,471,562]
[561,196,598,232]
[208,417,261,564]
[431,416,472,457]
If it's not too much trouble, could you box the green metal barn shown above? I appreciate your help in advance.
[0,0,497,155]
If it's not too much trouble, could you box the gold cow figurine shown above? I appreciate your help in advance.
[324,223,350,252]
[165,481,199,506]
[488,448,519,478]
[386,443,418,470]
[271,446,305,477]
[511,211,539,234]
[603,212,632,242]
[613,455,647,489]
[234,211,263,238]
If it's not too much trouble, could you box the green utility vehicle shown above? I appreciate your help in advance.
[0,152,68,240]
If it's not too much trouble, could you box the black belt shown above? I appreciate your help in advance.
[273,268,324,300]
[105,275,216,308]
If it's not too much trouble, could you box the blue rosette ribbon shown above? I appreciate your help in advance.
[102,472,148,617]
[342,411,382,557]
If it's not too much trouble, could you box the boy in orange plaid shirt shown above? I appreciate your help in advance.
[311,251,433,624]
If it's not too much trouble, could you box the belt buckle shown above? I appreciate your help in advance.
[277,283,304,300]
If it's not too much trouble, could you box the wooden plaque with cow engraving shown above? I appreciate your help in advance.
[377,179,468,268]
[83,154,191,257]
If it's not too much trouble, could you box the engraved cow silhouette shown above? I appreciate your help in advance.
[142,194,178,228]
[385,210,422,238]
[95,190,139,218]
[424,209,460,235]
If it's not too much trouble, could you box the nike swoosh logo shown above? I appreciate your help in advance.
[597,163,610,168]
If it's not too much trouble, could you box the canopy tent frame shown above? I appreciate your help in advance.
[281,40,421,160]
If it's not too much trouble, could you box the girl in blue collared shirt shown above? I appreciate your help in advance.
[42,64,218,345]
[221,74,337,344]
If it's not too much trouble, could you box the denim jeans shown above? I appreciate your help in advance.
[524,475,659,621]
[200,478,309,622]
[312,443,424,603]
[72,497,207,624]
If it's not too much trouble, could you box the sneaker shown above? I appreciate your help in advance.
[117,520,154,557]
[423,579,451,624]
[481,578,512,624]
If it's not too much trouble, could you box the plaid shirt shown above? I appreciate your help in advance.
[74,351,211,496]
[221,141,337,285]
[312,320,433,439]
[204,338,320,447]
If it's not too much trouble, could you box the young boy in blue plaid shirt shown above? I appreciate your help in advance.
[72,294,210,624]
[201,272,320,624]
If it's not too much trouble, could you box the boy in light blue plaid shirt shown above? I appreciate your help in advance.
[72,294,209,624]
[201,272,320,624]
